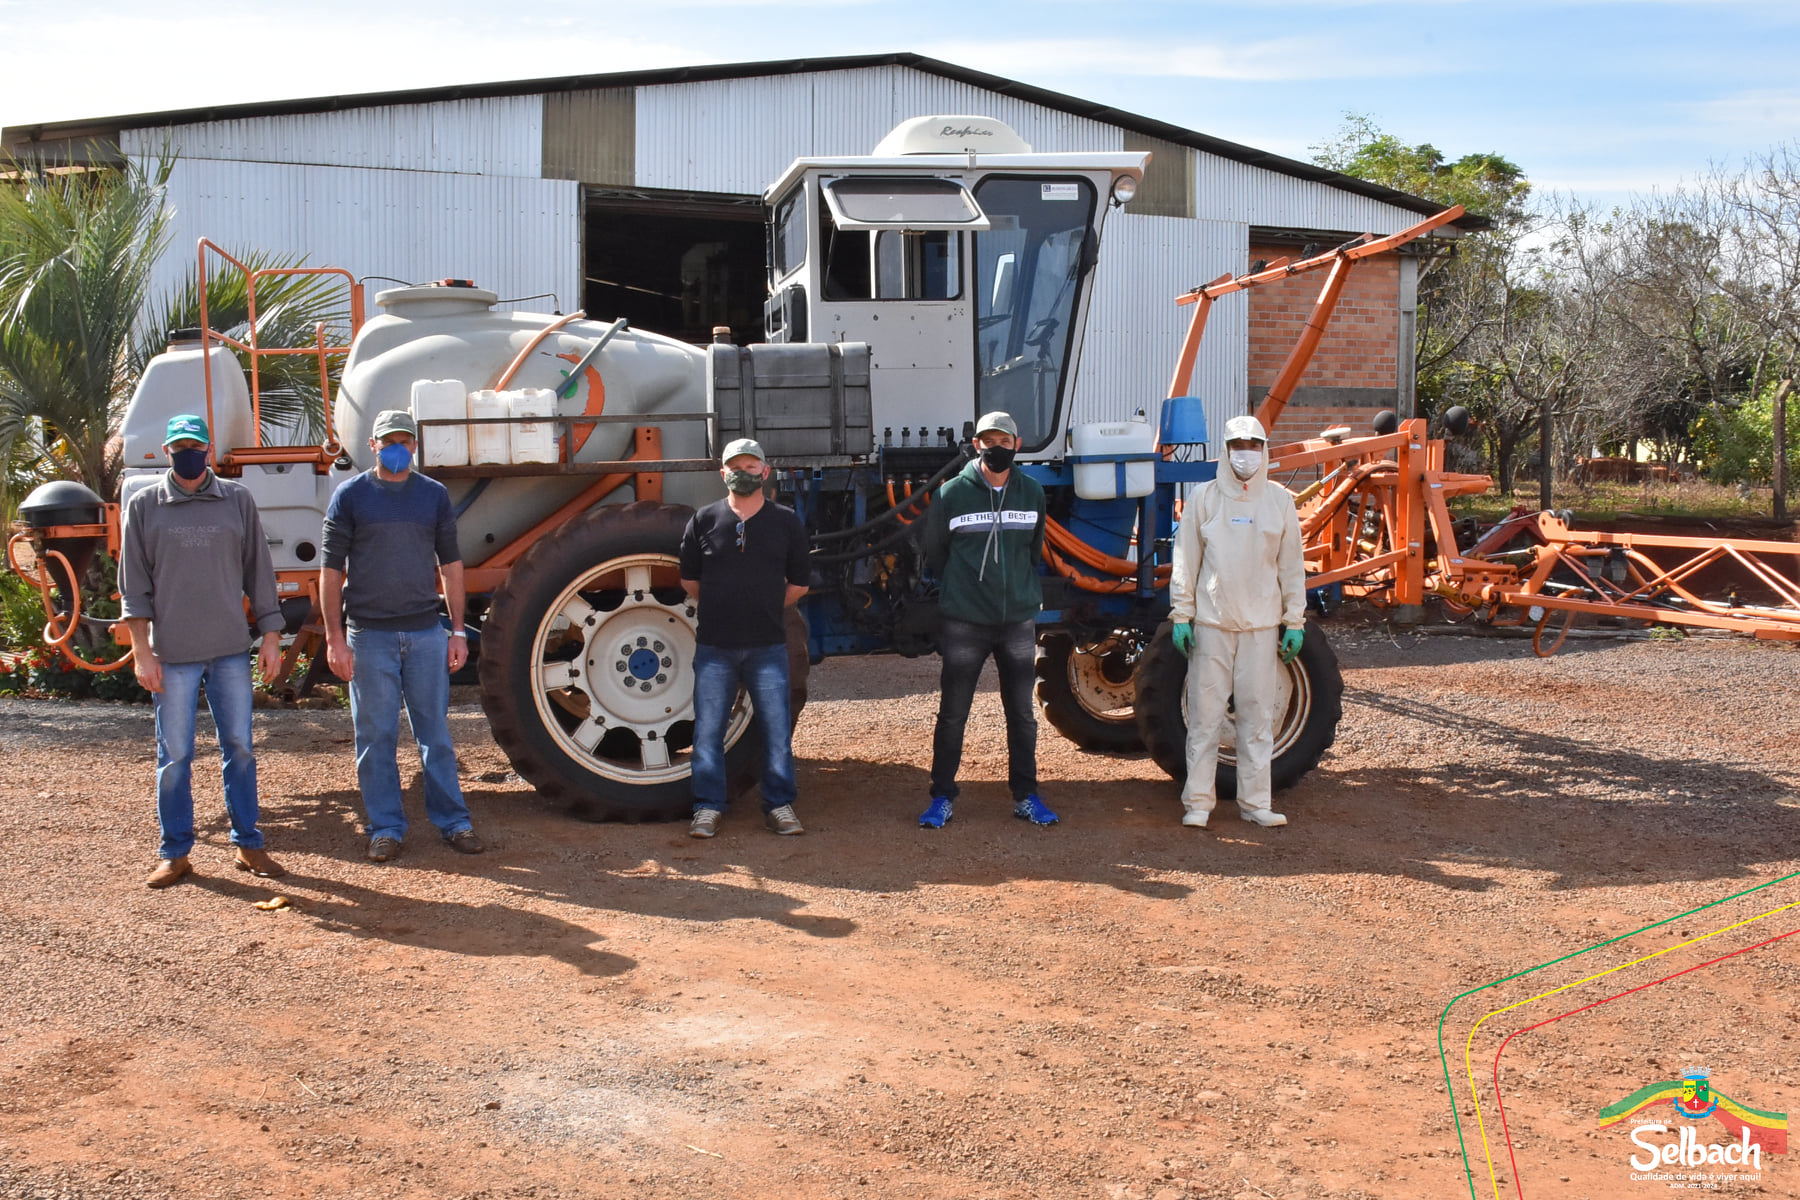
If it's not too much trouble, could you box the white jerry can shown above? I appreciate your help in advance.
[467,388,510,465]
[507,387,557,464]
[1068,415,1157,500]
[410,378,469,468]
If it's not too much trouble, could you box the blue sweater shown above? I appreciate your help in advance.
[321,471,461,632]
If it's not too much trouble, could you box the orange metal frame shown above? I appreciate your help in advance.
[1153,203,1800,655]
[1266,420,1800,653]
[196,238,365,474]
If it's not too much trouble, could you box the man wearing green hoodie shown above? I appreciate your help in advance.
[917,411,1056,828]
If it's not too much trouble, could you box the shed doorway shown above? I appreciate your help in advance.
[582,187,766,346]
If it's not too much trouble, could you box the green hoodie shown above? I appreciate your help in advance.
[921,458,1047,626]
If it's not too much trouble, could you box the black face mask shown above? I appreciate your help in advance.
[170,447,210,480]
[979,445,1017,473]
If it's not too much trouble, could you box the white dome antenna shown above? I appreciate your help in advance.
[873,116,1032,156]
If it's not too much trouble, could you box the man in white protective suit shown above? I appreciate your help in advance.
[1167,414,1307,829]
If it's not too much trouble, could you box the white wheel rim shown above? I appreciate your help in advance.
[1065,636,1138,723]
[1182,657,1314,767]
[528,552,753,784]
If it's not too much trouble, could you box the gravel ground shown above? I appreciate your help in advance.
[1,626,1797,1200]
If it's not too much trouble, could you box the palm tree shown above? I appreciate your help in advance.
[0,152,173,499]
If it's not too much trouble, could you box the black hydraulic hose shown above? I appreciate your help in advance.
[809,446,972,544]
[809,514,925,564]
[453,477,491,518]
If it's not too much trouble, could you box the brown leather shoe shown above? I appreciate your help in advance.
[146,857,193,889]
[234,847,287,878]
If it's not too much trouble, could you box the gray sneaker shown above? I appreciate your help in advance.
[367,836,401,862]
[690,808,722,839]
[764,805,804,836]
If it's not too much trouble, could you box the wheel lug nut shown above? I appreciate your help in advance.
[636,636,647,647]
[652,640,665,653]
[619,645,631,655]
[655,674,667,684]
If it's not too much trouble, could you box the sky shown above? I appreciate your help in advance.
[2,0,1797,213]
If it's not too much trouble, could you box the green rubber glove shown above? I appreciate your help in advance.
[1171,621,1194,658]
[1278,626,1304,664]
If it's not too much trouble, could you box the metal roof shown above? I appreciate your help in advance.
[1,51,1474,226]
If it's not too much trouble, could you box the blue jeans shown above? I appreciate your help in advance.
[348,625,472,842]
[154,651,262,860]
[691,642,794,814]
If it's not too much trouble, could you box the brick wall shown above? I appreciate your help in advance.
[1246,245,1402,444]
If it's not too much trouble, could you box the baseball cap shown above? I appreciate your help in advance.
[163,414,211,446]
[721,437,766,464]
[974,411,1018,439]
[372,410,419,439]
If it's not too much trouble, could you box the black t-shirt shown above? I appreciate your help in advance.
[678,498,811,648]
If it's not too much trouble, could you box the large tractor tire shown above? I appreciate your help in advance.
[477,501,807,822]
[1132,618,1342,797]
[1035,631,1145,753]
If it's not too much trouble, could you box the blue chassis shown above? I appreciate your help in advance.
[779,458,1221,661]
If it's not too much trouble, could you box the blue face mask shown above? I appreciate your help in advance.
[169,447,210,479]
[378,442,413,474]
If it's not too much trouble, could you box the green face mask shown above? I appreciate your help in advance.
[725,468,764,496]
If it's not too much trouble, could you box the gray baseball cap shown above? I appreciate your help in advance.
[721,437,766,464]
[974,411,1018,439]
[372,409,418,439]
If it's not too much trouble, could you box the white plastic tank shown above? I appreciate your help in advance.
[467,389,510,466]
[120,332,256,466]
[507,387,557,464]
[335,283,712,564]
[410,378,469,468]
[1069,415,1157,500]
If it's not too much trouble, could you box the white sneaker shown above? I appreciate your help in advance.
[1181,809,1210,828]
[690,809,722,838]
[1240,809,1288,828]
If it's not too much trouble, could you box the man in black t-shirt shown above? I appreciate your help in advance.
[678,438,811,838]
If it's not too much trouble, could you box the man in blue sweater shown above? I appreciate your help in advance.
[321,410,482,862]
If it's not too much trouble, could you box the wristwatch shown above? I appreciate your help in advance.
[449,630,467,638]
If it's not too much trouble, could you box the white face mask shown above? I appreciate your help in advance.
[1228,448,1263,479]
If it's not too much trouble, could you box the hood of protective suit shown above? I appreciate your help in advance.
[1167,454,1306,633]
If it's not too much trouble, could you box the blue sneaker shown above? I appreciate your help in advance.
[919,796,953,829]
[1014,794,1059,826]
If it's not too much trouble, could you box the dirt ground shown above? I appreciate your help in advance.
[2,626,1797,1200]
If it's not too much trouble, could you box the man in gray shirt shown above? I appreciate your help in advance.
[120,414,287,888]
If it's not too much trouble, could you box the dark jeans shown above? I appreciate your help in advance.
[930,617,1039,802]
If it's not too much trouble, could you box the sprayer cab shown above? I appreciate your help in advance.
[761,117,1148,460]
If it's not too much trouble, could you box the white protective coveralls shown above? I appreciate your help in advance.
[1167,422,1307,820]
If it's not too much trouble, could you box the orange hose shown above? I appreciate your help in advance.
[493,310,587,391]
[886,480,913,526]
[29,547,134,673]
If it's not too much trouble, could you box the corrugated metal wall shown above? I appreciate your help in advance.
[121,96,542,177]
[633,65,1123,194]
[1193,152,1423,232]
[153,159,579,316]
[1071,213,1246,444]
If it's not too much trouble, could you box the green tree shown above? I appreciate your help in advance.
[0,154,173,499]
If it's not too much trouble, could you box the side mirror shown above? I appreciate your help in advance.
[1372,409,1400,436]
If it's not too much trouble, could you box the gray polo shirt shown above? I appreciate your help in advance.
[119,472,285,664]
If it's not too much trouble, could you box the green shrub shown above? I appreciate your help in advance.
[1689,385,1800,487]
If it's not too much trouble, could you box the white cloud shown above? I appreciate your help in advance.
[1689,88,1800,135]
[0,12,702,127]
